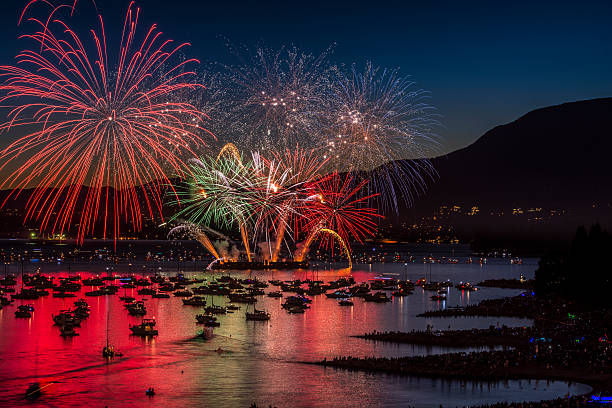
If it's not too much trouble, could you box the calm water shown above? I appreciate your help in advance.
[0,259,592,407]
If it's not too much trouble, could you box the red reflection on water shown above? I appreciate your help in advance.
[0,264,536,406]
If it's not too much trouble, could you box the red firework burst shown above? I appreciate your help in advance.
[0,1,213,241]
[301,172,382,251]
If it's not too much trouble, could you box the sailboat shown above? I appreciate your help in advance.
[102,309,122,358]
[245,302,270,321]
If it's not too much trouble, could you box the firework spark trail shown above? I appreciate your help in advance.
[264,148,328,261]
[299,171,382,257]
[294,227,352,269]
[323,62,439,210]
[205,43,438,212]
[0,1,212,242]
[171,154,259,259]
[220,44,334,152]
[168,222,220,260]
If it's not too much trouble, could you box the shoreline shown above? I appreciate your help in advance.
[317,293,612,405]
[306,352,608,393]
[353,327,529,348]
[476,278,535,290]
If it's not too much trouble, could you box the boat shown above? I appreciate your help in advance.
[363,292,391,303]
[182,296,207,306]
[150,275,166,284]
[119,296,136,302]
[12,288,41,300]
[73,299,88,308]
[82,277,104,286]
[338,299,354,306]
[126,301,147,316]
[430,294,446,300]
[266,291,283,298]
[84,289,105,296]
[173,290,193,297]
[52,310,81,326]
[25,382,42,400]
[0,275,17,286]
[59,324,78,337]
[455,282,479,291]
[422,282,443,291]
[287,306,305,313]
[325,290,351,299]
[268,280,283,286]
[137,288,156,296]
[226,304,240,310]
[53,292,76,298]
[195,314,220,327]
[228,293,257,303]
[152,292,170,298]
[15,304,33,318]
[129,318,158,336]
[245,308,270,321]
[205,305,226,315]
[103,310,122,358]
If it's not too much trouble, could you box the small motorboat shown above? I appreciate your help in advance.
[25,382,42,400]
[246,308,270,321]
[60,324,79,337]
[52,310,81,326]
[430,294,447,301]
[455,282,479,291]
[195,314,220,327]
[102,345,123,358]
[287,306,305,314]
[205,305,226,315]
[15,305,33,318]
[338,299,354,306]
[129,319,158,336]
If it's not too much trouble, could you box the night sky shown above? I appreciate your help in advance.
[0,0,610,154]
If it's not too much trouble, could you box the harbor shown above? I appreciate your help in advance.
[0,256,593,407]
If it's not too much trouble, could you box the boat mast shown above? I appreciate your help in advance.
[106,309,109,348]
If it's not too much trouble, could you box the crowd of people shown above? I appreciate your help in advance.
[358,326,533,347]
[469,394,599,407]
[320,292,612,406]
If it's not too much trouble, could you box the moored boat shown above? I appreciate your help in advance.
[129,318,158,336]
[245,308,270,321]
[15,304,33,318]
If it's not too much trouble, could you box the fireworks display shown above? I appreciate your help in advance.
[0,1,439,265]
[323,63,438,210]
[218,44,334,151]
[203,45,438,211]
[0,0,211,241]
[171,145,379,265]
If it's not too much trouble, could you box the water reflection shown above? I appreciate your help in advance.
[0,260,591,406]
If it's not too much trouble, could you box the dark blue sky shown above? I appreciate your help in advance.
[1,0,611,154]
